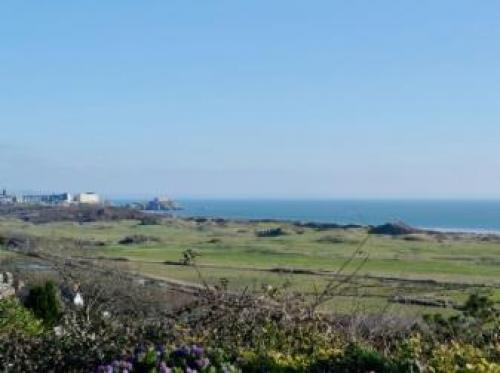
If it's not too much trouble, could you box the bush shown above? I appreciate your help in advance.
[1,262,498,372]
[139,215,162,225]
[428,341,500,372]
[96,344,239,372]
[25,281,61,326]
[423,292,499,346]
[118,234,160,245]
[256,228,286,237]
[316,234,347,244]
[0,298,44,336]
[324,343,393,372]
[0,308,133,371]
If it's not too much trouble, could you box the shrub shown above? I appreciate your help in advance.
[0,307,139,371]
[316,234,347,244]
[181,249,199,265]
[369,222,419,235]
[325,343,393,372]
[97,344,239,372]
[0,298,44,336]
[139,215,162,225]
[118,234,160,245]
[423,293,499,346]
[463,293,497,321]
[428,341,500,372]
[25,281,61,326]
[256,228,286,237]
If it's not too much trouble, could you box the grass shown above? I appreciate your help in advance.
[1,217,499,314]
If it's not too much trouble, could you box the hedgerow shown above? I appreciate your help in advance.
[0,285,498,372]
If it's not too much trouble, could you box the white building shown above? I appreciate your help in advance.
[22,193,71,205]
[74,192,101,205]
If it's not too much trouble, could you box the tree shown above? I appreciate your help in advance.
[25,281,61,326]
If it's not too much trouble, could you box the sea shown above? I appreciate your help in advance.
[112,199,500,234]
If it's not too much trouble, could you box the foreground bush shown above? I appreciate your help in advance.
[0,297,43,336]
[428,341,500,373]
[25,281,61,326]
[0,278,499,372]
[97,344,239,372]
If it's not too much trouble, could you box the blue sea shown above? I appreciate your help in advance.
[113,199,500,233]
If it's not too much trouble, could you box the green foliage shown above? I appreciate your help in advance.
[1,294,499,372]
[325,343,393,373]
[423,293,499,347]
[134,347,158,371]
[392,334,424,372]
[0,307,133,371]
[139,215,162,225]
[427,341,500,372]
[463,293,497,321]
[0,298,44,336]
[1,217,499,371]
[3,215,499,314]
[182,249,199,265]
[25,281,61,326]
[256,227,286,237]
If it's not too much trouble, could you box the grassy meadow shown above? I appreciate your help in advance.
[1,217,499,315]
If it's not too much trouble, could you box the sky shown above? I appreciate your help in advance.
[1,1,499,199]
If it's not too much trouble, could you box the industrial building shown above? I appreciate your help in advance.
[0,188,102,206]
[0,189,17,205]
[73,192,101,205]
[21,193,72,205]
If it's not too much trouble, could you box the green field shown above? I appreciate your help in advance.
[1,217,499,315]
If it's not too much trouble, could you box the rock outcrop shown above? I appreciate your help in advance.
[0,272,15,299]
[369,222,420,235]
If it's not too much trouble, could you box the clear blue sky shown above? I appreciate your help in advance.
[1,1,499,198]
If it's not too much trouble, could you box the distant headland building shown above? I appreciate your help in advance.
[124,196,181,212]
[146,196,181,211]
[0,189,101,206]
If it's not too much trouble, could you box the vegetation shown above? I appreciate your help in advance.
[0,281,498,371]
[0,297,43,336]
[1,215,497,314]
[256,227,287,237]
[0,204,148,224]
[25,281,61,326]
[0,208,499,371]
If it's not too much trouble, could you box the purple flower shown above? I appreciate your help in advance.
[191,345,204,357]
[159,362,172,373]
[195,358,210,369]
[156,344,166,355]
[97,358,134,373]
[96,365,113,373]
[173,345,191,358]
[123,361,133,370]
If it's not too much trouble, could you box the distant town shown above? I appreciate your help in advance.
[0,188,181,211]
[0,189,101,206]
